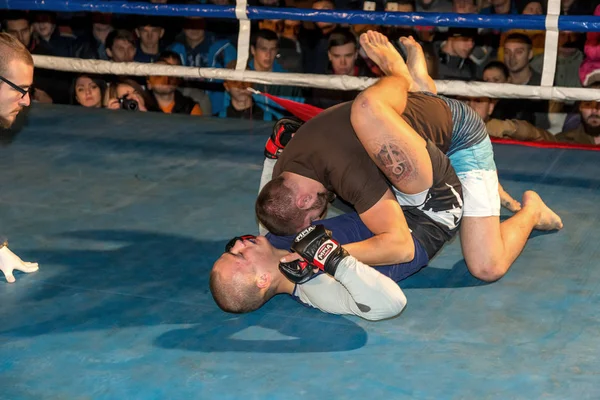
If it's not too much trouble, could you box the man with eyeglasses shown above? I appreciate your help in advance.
[0,32,40,283]
[0,33,32,129]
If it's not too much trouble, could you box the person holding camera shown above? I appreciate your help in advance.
[105,78,158,112]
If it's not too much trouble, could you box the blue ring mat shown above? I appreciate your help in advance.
[0,104,599,400]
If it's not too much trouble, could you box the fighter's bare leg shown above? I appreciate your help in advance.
[389,36,522,214]
[461,191,562,281]
[357,31,563,282]
[351,31,433,195]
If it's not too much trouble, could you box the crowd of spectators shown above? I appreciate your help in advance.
[1,0,599,145]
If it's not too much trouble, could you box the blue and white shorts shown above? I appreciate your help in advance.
[441,96,501,217]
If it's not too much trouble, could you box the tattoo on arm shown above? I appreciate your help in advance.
[372,141,416,185]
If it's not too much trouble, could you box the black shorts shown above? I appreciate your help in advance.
[393,139,463,258]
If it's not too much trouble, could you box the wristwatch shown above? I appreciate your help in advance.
[0,237,8,249]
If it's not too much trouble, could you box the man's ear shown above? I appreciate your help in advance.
[159,28,165,39]
[250,45,256,58]
[106,48,113,59]
[295,193,312,210]
[488,99,497,116]
[223,81,231,92]
[528,48,533,61]
[256,272,271,289]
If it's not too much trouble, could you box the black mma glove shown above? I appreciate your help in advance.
[224,235,256,253]
[291,225,348,277]
[264,116,303,159]
[278,258,315,284]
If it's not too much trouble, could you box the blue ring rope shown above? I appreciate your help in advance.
[1,1,600,32]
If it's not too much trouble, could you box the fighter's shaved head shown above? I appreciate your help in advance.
[210,255,277,313]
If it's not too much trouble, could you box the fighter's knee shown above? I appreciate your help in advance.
[466,261,507,283]
[352,91,379,116]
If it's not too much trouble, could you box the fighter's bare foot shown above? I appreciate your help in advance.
[502,196,522,213]
[522,190,563,230]
[399,36,437,93]
[499,183,522,213]
[360,30,412,83]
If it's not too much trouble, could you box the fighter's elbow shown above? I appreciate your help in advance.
[387,291,408,319]
[392,291,408,316]
[387,236,415,264]
[363,291,407,321]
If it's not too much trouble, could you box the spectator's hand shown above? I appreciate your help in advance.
[107,95,147,112]
[486,118,516,138]
[106,98,121,110]
[33,88,53,104]
[127,93,147,112]
[0,246,39,283]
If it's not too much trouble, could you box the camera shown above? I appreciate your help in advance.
[118,96,139,111]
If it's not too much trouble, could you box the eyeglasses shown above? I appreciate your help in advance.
[0,75,29,99]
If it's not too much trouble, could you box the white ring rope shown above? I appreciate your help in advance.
[33,55,600,101]
[29,0,600,102]
[540,0,560,88]
[234,0,250,72]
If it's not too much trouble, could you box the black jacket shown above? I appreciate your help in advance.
[159,90,199,115]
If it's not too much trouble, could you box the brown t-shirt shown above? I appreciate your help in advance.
[401,92,453,153]
[273,92,453,214]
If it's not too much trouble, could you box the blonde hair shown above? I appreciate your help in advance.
[0,32,33,77]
